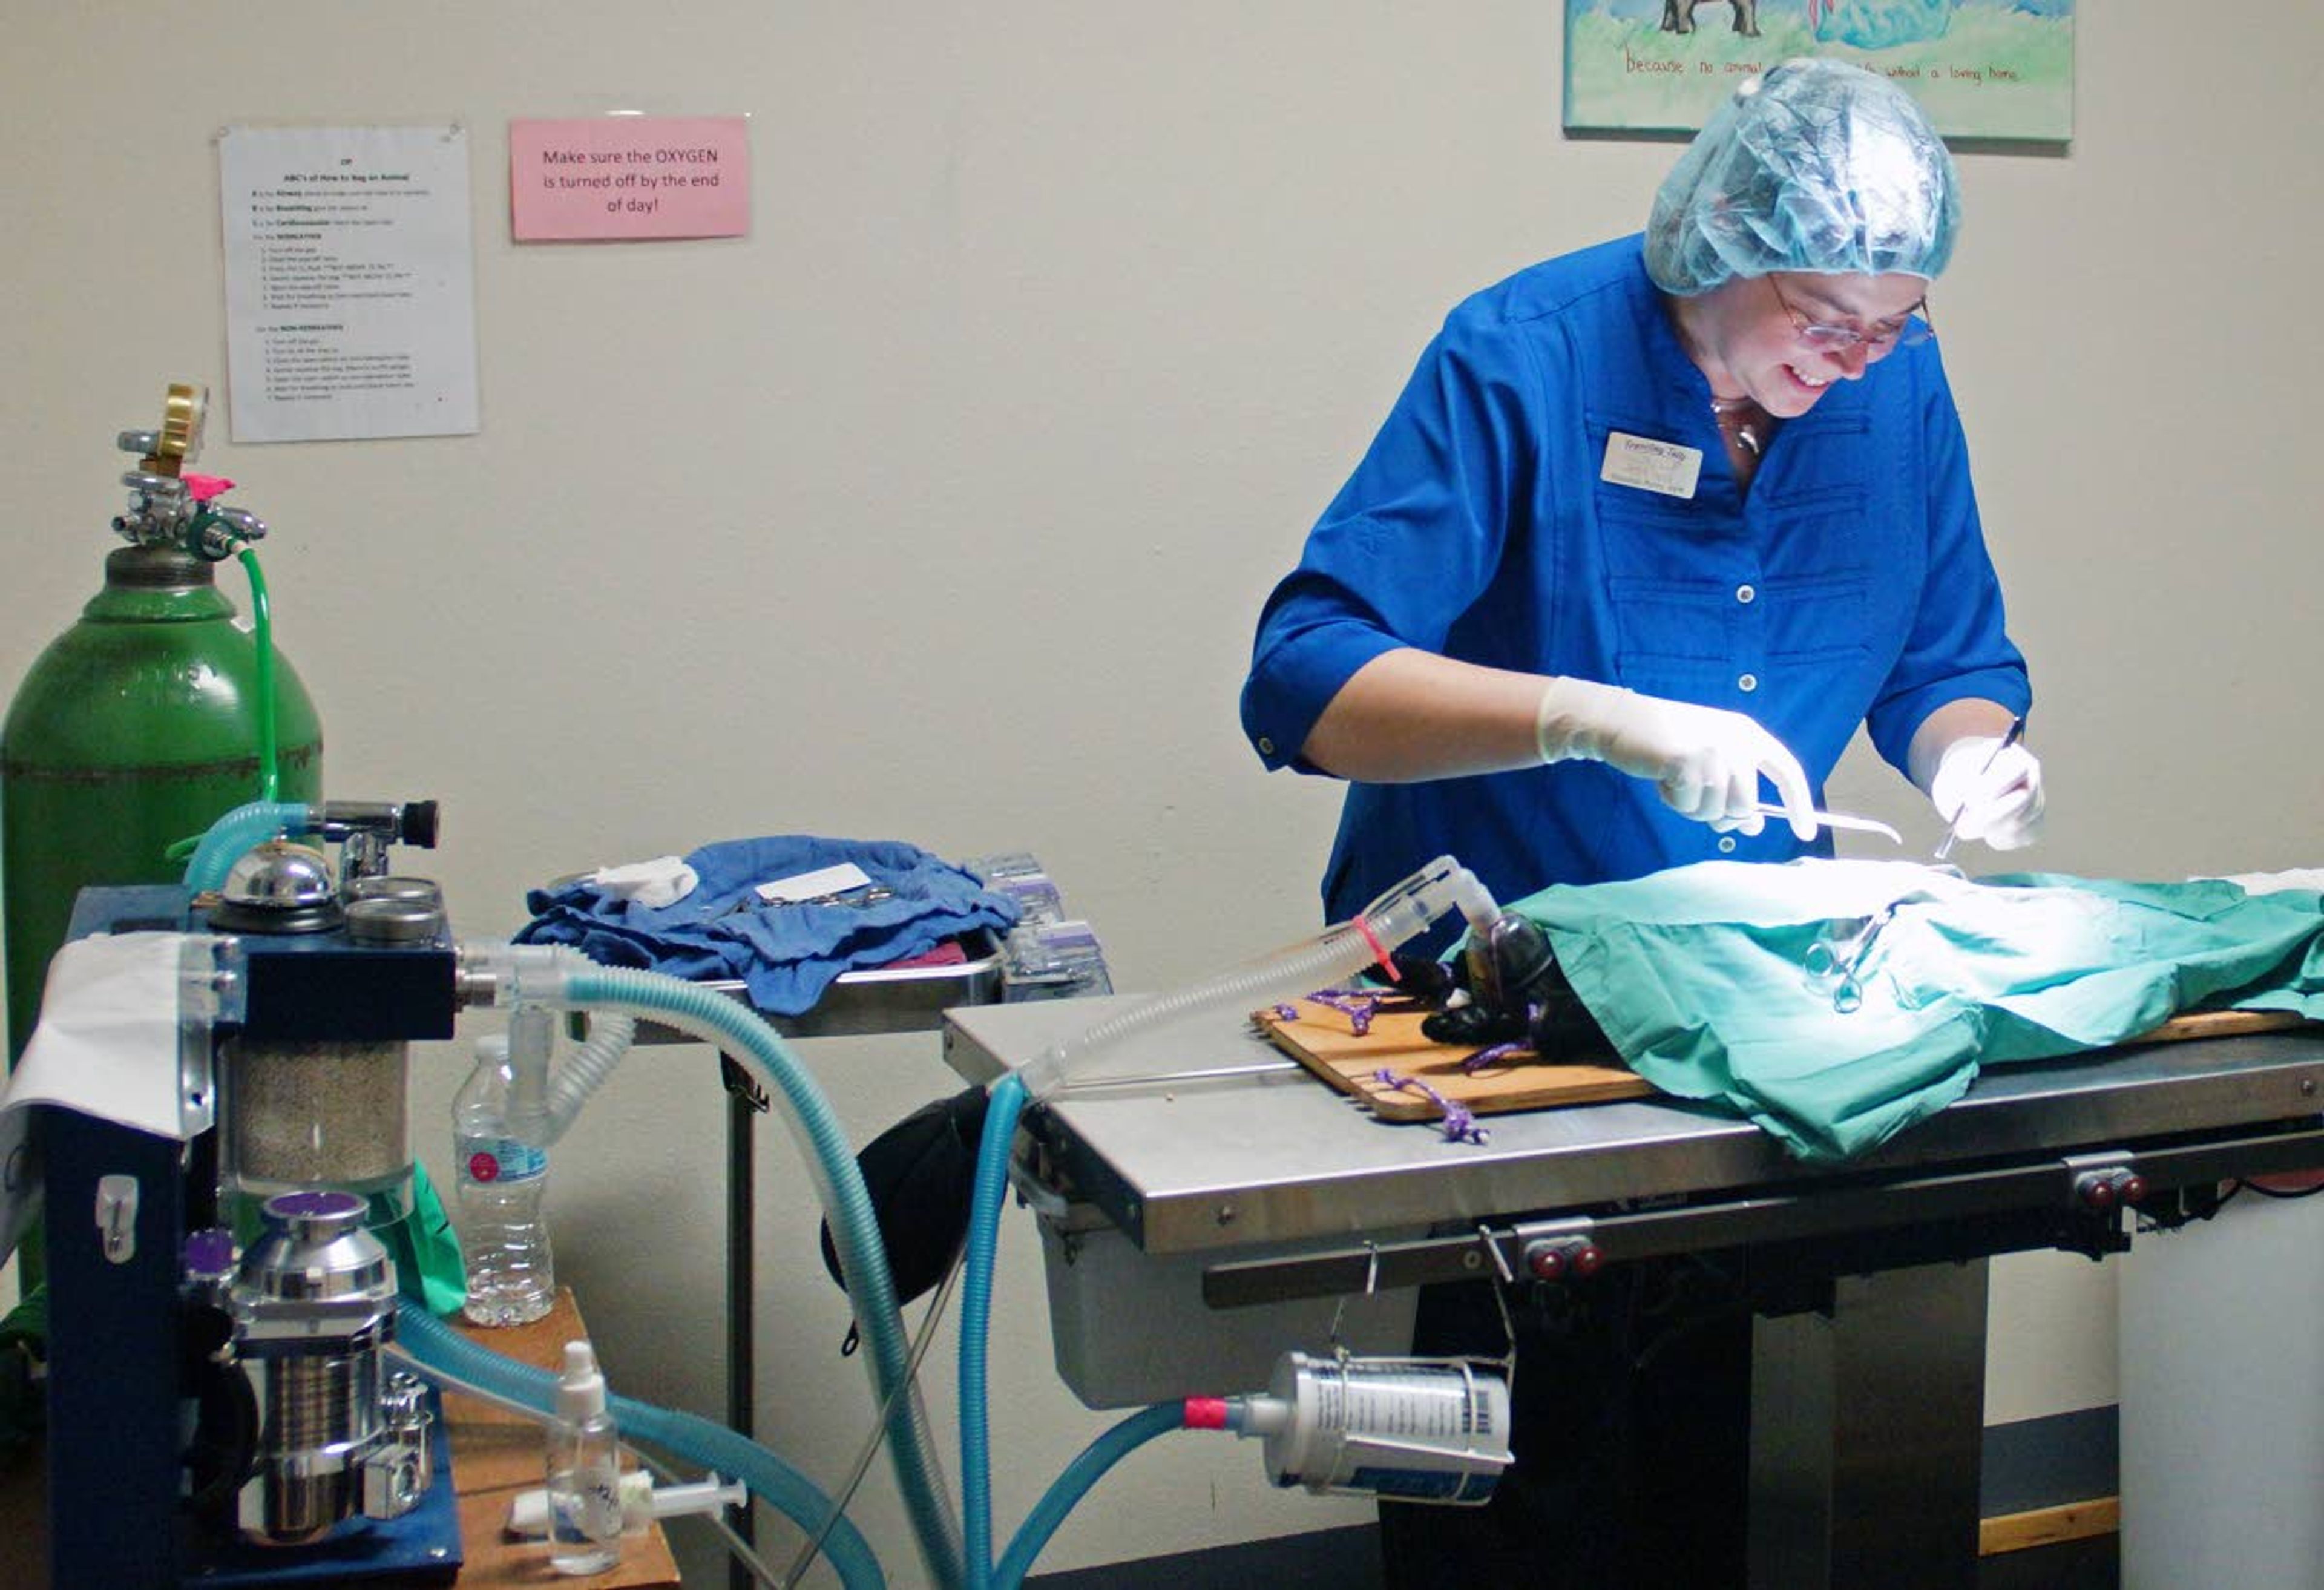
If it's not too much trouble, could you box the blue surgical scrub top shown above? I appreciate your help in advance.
[1241,237,2030,931]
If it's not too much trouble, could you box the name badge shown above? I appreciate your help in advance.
[1600,432,1702,499]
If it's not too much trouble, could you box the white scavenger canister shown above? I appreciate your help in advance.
[1238,1352,1512,1505]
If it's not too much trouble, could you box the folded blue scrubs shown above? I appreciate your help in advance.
[519,835,1020,1017]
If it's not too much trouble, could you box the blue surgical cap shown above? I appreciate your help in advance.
[1646,57,1960,296]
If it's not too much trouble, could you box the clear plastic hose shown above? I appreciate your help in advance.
[543,1010,638,1145]
[1014,855,1491,1102]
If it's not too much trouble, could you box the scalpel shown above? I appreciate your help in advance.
[1932,715,2028,862]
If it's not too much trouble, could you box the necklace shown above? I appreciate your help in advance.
[1710,395,1766,458]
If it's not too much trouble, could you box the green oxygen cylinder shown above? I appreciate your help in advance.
[2,383,324,1069]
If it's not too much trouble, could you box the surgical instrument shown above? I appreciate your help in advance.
[1755,806,1905,845]
[1932,715,2027,863]
[1804,899,1904,1013]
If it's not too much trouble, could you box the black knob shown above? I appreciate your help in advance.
[399,800,440,848]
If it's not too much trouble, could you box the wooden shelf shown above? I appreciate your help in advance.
[441,1288,685,1588]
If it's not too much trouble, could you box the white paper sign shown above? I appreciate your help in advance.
[219,125,479,442]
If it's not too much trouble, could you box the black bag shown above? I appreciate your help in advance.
[818,1085,991,1349]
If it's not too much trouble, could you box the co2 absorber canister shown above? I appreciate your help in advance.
[1244,1352,1513,1505]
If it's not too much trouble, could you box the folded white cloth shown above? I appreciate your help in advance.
[591,855,699,909]
[0,931,208,1266]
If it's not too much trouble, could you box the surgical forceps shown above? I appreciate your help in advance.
[1804,902,1903,1014]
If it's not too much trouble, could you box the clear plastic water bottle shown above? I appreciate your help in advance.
[455,1028,554,1326]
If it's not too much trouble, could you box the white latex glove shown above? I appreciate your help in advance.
[1534,677,1816,838]
[1931,735,2045,851]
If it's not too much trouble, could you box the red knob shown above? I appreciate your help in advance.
[1523,1240,1603,1283]
[2118,1174,2147,1206]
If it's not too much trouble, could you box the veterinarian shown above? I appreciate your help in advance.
[1240,56,2043,1588]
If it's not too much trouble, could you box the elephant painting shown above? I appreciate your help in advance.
[1663,0,1761,37]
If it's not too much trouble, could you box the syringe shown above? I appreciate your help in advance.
[505,1470,746,1538]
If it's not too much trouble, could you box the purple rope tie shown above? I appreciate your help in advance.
[1460,1040,1526,1076]
[1307,988,1380,1037]
[1371,1067,1489,1145]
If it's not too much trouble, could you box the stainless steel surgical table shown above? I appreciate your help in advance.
[945,997,2324,1590]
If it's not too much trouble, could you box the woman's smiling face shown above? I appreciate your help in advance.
[1672,271,1932,416]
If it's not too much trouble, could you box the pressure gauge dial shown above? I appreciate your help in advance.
[145,382,209,475]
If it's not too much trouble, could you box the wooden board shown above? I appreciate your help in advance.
[1980,1497,2119,1556]
[1255,1000,2321,1128]
[2117,1008,2314,1045]
[1254,1000,1651,1122]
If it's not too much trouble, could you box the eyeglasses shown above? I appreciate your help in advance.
[1766,275,1934,352]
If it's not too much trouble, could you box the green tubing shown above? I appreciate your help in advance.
[182,801,310,891]
[234,547,279,801]
[559,968,965,1590]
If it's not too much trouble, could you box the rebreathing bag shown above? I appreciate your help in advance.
[817,1085,990,1353]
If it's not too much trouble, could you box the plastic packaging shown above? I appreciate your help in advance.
[454,1028,555,1326]
[546,1340,622,1575]
[963,852,1114,1004]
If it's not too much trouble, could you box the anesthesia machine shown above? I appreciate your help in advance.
[33,816,461,1586]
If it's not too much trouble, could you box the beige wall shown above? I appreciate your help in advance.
[6,4,2319,1582]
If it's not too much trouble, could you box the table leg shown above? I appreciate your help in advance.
[723,1059,763,1590]
[1748,1258,1989,1590]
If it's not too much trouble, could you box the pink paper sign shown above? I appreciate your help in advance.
[509,116,750,241]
